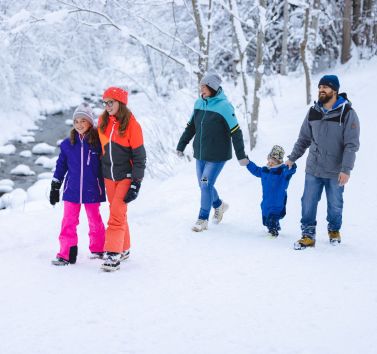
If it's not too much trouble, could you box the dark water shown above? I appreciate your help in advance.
[0,109,74,193]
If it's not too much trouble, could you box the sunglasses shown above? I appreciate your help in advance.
[102,100,115,108]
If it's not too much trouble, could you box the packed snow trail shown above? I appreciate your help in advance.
[1,60,377,354]
[0,152,376,354]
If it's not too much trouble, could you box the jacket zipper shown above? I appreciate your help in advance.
[109,122,116,180]
[97,178,103,195]
[199,101,208,160]
[79,135,84,204]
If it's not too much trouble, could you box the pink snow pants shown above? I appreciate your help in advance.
[57,201,105,261]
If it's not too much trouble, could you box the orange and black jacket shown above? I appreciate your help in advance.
[98,115,146,181]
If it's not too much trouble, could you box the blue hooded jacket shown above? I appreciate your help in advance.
[53,132,106,204]
[247,161,296,217]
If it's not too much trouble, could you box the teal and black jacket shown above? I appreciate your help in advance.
[177,88,247,162]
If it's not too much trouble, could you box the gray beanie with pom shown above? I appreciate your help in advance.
[73,102,95,126]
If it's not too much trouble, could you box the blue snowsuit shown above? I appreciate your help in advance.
[246,161,297,231]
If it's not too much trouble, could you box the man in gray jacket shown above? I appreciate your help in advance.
[286,75,360,250]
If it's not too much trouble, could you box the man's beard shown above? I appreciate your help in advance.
[318,91,335,104]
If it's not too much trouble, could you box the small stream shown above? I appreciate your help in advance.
[0,109,74,193]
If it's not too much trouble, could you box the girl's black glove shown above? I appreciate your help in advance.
[50,180,62,205]
[124,180,141,204]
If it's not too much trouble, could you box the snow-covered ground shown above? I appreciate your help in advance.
[1,59,376,354]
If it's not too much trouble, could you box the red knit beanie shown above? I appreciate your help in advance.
[103,87,128,104]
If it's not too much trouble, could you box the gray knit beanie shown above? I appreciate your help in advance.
[200,72,222,91]
[73,102,95,126]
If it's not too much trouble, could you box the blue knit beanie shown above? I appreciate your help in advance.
[318,75,340,92]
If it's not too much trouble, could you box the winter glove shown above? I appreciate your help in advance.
[49,180,62,205]
[124,180,141,204]
[238,157,250,166]
[176,150,184,157]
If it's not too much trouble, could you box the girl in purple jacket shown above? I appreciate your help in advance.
[50,103,106,266]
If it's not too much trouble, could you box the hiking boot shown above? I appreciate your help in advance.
[101,252,121,272]
[212,202,229,224]
[120,250,130,262]
[294,236,316,250]
[328,230,341,244]
[192,219,208,232]
[51,257,70,266]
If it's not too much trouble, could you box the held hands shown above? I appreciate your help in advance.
[124,180,141,204]
[238,157,250,166]
[285,159,295,169]
[49,180,62,205]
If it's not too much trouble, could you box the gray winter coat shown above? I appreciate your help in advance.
[288,95,360,179]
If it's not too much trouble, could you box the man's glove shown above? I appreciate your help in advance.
[176,150,184,157]
[124,180,141,204]
[50,180,62,205]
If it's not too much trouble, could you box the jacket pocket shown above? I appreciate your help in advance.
[325,152,342,173]
[87,150,91,166]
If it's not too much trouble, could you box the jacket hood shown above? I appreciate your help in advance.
[316,92,351,112]
[200,87,226,103]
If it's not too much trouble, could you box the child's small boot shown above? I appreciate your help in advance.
[268,228,279,237]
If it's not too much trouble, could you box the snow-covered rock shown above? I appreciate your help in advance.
[0,179,14,194]
[35,156,58,169]
[20,150,32,157]
[38,172,54,180]
[0,144,16,155]
[0,188,27,209]
[65,119,73,126]
[10,164,36,176]
[0,179,14,187]
[32,143,56,155]
[27,179,50,202]
[18,136,35,144]
[0,184,13,194]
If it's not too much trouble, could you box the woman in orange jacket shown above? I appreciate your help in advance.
[98,87,146,271]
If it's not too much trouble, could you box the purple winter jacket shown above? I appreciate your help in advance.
[53,132,106,204]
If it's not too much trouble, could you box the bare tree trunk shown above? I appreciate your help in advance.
[191,0,209,81]
[352,0,362,46]
[228,0,252,146]
[309,0,321,66]
[142,46,159,95]
[250,0,266,150]
[300,7,311,105]
[341,0,352,64]
[363,0,374,48]
[280,0,289,75]
[205,0,213,72]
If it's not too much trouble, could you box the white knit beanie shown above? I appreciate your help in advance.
[73,102,95,126]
